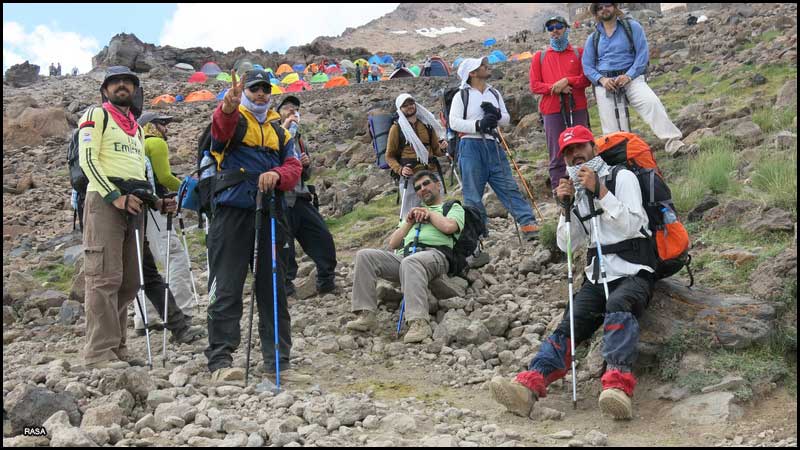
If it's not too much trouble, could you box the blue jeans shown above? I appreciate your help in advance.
[458,138,537,231]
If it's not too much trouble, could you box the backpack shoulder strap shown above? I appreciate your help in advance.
[442,199,461,217]
[460,88,469,120]
[592,30,601,66]
[489,88,501,104]
[270,121,287,164]
[604,164,624,196]
[539,49,547,66]
[572,46,580,60]
[622,18,636,53]
[100,108,109,134]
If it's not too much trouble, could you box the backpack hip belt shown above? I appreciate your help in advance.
[600,68,631,78]
[586,236,658,280]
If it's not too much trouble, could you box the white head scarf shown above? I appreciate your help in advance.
[395,93,445,166]
[457,57,485,89]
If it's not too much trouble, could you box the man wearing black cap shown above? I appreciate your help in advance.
[275,95,338,297]
[204,69,305,384]
[78,66,177,369]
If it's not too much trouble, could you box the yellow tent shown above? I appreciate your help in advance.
[271,84,284,94]
[276,64,293,76]
[280,73,300,85]
[517,51,533,61]
[354,58,369,67]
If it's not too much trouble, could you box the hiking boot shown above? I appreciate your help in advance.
[345,310,377,332]
[170,325,205,344]
[598,388,633,420]
[85,359,130,370]
[135,322,164,337]
[467,250,491,269]
[520,224,540,241]
[270,368,312,384]
[211,367,245,386]
[489,376,537,417]
[403,319,432,344]
[318,283,339,295]
[117,355,147,367]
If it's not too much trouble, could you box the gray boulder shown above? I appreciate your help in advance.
[5,385,80,434]
[4,61,40,87]
[669,392,743,425]
[429,276,468,299]
[433,309,490,345]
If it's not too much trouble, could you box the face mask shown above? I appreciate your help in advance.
[566,155,608,193]
[550,29,570,52]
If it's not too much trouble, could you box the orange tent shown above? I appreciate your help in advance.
[188,72,207,83]
[184,90,216,102]
[517,51,533,61]
[324,76,349,88]
[276,64,293,76]
[151,94,176,105]
[304,63,319,74]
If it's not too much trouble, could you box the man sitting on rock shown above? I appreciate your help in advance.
[346,170,464,344]
[489,125,656,420]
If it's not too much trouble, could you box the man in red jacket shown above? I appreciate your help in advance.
[530,16,591,191]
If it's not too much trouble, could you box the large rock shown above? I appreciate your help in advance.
[333,398,375,426]
[719,118,762,146]
[433,309,491,345]
[741,208,795,234]
[638,279,776,366]
[775,79,797,110]
[429,276,468,299]
[4,61,40,87]
[81,404,126,428]
[111,367,157,401]
[2,107,72,148]
[749,246,797,300]
[5,385,81,434]
[669,392,744,425]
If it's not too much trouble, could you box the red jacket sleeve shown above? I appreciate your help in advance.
[211,102,239,142]
[529,52,553,95]
[272,142,302,192]
[568,48,591,90]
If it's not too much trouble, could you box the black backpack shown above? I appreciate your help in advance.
[441,200,486,277]
[194,117,287,219]
[68,107,109,231]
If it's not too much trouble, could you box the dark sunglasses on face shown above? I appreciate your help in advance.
[248,84,271,93]
[414,179,434,192]
[546,23,566,32]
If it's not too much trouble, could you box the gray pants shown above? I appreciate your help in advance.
[352,248,448,323]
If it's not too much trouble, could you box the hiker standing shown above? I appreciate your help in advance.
[355,63,361,83]
[448,57,541,241]
[582,3,683,145]
[72,66,79,76]
[275,96,338,298]
[49,63,55,76]
[57,62,62,76]
[346,170,464,343]
[370,63,381,81]
[134,112,199,332]
[423,58,432,76]
[204,70,308,384]
[387,93,448,219]
[78,66,176,369]
[490,125,655,421]
[530,15,591,191]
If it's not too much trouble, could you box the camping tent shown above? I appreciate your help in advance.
[188,72,208,83]
[354,58,369,67]
[453,57,464,68]
[304,63,319,74]
[253,64,264,71]
[487,50,508,64]
[428,56,451,76]
[340,59,356,71]
[185,90,216,102]
[280,73,300,85]
[516,51,533,61]
[409,65,421,77]
[216,72,239,82]
[200,62,222,76]
[271,84,284,94]
[174,63,194,71]
[234,60,254,73]
[324,76,349,88]
[310,72,329,83]
[292,63,306,73]
[324,65,342,75]
[389,67,414,79]
[381,55,395,64]
[483,38,497,47]
[216,89,228,100]
[151,94,176,105]
[276,64,293,76]
[368,55,382,65]
[285,80,311,92]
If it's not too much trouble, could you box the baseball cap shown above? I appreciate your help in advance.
[557,125,595,157]
[101,66,140,90]
[277,95,301,111]
[545,16,569,27]
[243,69,273,89]
[137,111,174,127]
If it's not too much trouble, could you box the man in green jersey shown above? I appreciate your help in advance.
[346,170,464,344]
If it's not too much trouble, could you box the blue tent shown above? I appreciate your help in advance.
[216,88,228,100]
[253,64,264,71]
[368,55,382,65]
[488,50,508,64]
[483,38,497,47]
[292,63,306,73]
[453,57,464,68]
[175,94,184,102]
[381,54,395,64]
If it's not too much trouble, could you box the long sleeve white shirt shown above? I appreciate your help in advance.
[557,166,653,283]
[448,83,510,141]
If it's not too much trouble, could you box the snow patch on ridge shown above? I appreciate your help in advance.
[415,26,466,38]
[462,17,485,27]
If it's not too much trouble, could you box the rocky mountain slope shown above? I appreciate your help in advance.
[2,3,797,447]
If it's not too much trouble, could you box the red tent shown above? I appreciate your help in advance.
[285,80,312,92]
[188,72,208,83]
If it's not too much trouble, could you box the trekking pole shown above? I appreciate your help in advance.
[621,87,631,132]
[399,164,414,219]
[559,181,578,409]
[268,190,281,390]
[132,212,153,369]
[569,94,576,129]
[396,223,422,339]
[161,212,174,368]
[245,191,264,386]
[494,129,543,219]
[176,187,201,312]
[560,94,572,128]
[586,192,611,300]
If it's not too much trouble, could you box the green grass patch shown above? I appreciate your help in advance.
[752,105,797,134]
[326,194,397,247]
[672,178,707,216]
[32,264,75,294]
[538,220,559,256]
[708,346,791,401]
[658,329,708,381]
[690,136,737,195]
[751,152,797,212]
[677,370,723,393]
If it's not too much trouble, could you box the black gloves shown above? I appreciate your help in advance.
[478,114,499,134]
[480,102,501,118]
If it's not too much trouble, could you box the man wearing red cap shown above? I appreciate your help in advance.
[489,125,656,420]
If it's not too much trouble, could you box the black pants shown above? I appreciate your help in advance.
[141,238,189,331]
[284,197,337,292]
[205,204,291,372]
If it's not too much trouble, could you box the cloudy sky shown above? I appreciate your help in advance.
[3,3,399,75]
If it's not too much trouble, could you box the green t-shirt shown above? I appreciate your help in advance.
[399,202,465,252]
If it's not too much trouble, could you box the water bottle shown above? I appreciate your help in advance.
[288,121,299,137]
[200,151,216,180]
[661,206,677,224]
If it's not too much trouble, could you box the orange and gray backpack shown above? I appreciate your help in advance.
[595,131,693,286]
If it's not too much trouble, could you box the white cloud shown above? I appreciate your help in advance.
[462,17,485,27]
[415,26,466,38]
[3,21,99,75]
[160,3,400,53]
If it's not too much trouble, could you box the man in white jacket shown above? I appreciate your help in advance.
[489,125,656,420]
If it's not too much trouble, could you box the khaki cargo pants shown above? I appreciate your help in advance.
[82,192,143,364]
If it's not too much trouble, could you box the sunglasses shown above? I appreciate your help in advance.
[247,84,271,93]
[546,23,566,32]
[413,179,434,192]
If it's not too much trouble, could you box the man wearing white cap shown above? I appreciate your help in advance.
[386,93,448,219]
[448,57,540,241]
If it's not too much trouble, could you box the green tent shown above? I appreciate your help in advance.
[409,65,421,77]
[216,72,231,82]
[310,72,329,83]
